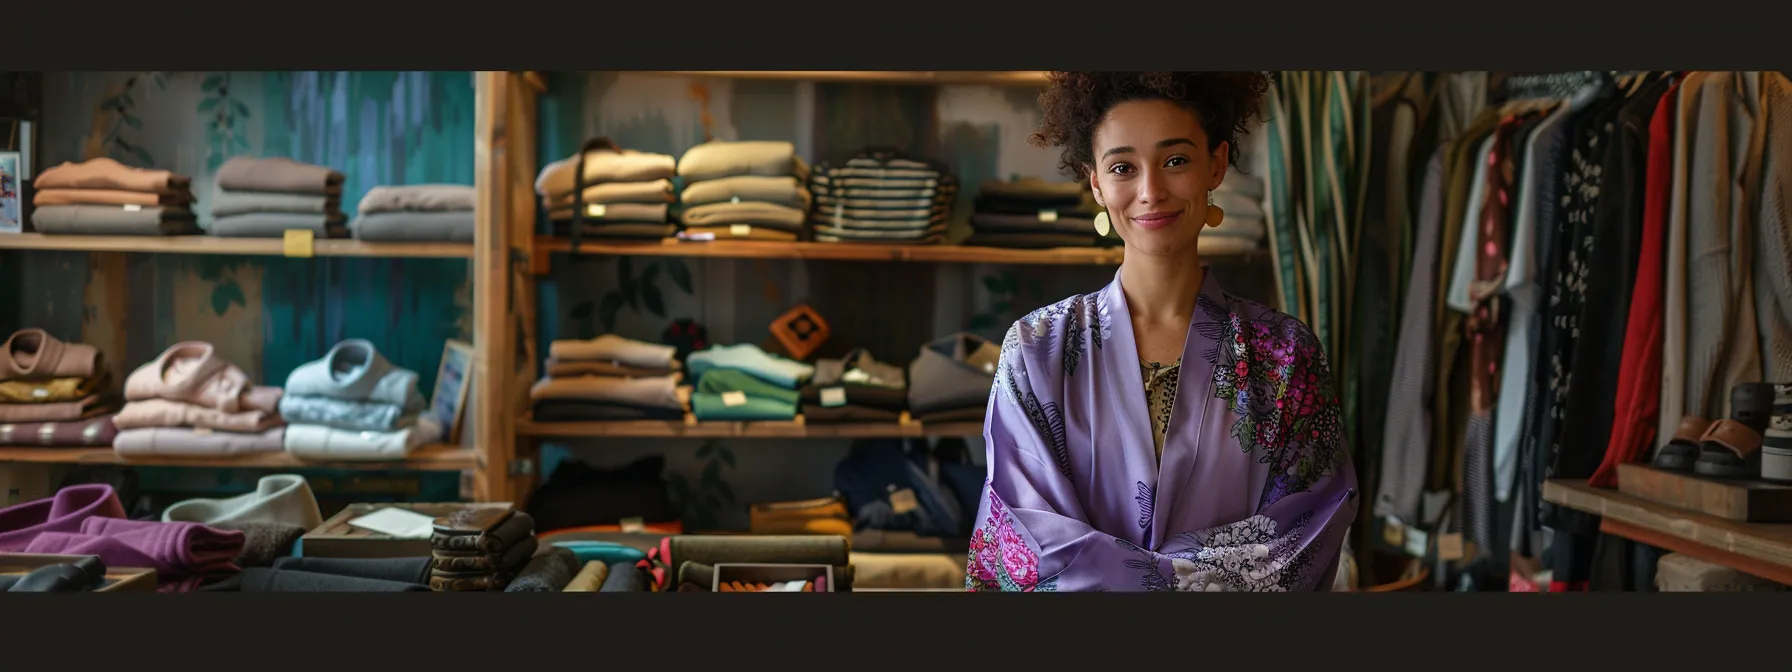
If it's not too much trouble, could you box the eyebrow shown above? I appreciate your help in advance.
[1100,137,1199,160]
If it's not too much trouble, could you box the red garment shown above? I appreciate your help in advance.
[1590,79,1681,488]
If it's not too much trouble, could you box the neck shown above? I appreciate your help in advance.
[1119,246,1206,324]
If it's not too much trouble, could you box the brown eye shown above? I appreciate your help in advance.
[1165,156,1188,168]
[1109,163,1134,175]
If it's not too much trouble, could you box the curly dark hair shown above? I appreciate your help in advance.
[1030,71,1273,179]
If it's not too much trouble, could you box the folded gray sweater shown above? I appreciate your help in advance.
[216,156,344,195]
[350,211,475,243]
[31,204,199,236]
[210,188,339,218]
[357,184,475,214]
[210,212,348,238]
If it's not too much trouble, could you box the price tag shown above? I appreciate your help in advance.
[1438,533,1465,561]
[888,488,919,515]
[1037,209,1059,223]
[730,196,742,204]
[721,391,748,407]
[819,386,847,408]
[282,229,315,258]
[1380,516,1406,548]
[1402,526,1430,558]
[191,426,214,436]
[729,224,753,237]
[122,204,143,212]
[586,204,607,218]
[620,517,646,533]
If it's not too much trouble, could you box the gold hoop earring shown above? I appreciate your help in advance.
[1206,193,1225,227]
[1093,211,1111,237]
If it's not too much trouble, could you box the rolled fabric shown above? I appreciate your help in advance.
[666,534,850,569]
[215,157,343,195]
[563,561,611,592]
[357,184,476,214]
[599,561,644,592]
[504,546,582,592]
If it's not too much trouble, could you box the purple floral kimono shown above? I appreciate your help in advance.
[966,268,1358,592]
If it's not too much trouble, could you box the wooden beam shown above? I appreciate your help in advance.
[472,71,516,504]
[1544,478,1792,579]
[0,234,472,258]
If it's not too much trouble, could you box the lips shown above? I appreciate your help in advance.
[1130,209,1184,231]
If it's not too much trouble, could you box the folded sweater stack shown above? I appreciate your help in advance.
[0,329,120,444]
[430,509,538,591]
[532,334,687,422]
[0,484,245,592]
[538,139,678,241]
[676,141,811,242]
[113,342,286,457]
[687,343,815,421]
[350,184,476,242]
[161,474,324,568]
[279,339,437,461]
[30,158,199,236]
[906,333,1001,423]
[809,149,956,245]
[963,177,1105,249]
[798,348,909,423]
[210,157,346,238]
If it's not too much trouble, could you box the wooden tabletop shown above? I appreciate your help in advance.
[1543,478,1792,585]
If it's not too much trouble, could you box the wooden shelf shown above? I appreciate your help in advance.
[0,443,478,471]
[0,233,474,259]
[648,71,1050,87]
[519,417,983,439]
[1543,478,1792,585]
[535,236,1142,267]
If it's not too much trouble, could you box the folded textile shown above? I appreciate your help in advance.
[907,333,1000,416]
[971,194,1092,216]
[209,212,347,238]
[36,157,190,192]
[564,561,610,592]
[0,415,119,447]
[801,404,903,423]
[750,497,853,537]
[113,426,287,457]
[34,188,192,207]
[546,202,669,224]
[216,157,344,195]
[599,561,644,592]
[160,474,324,529]
[810,349,906,392]
[202,568,430,592]
[543,179,675,208]
[0,329,103,382]
[547,334,679,369]
[430,570,512,592]
[283,420,439,461]
[543,358,675,379]
[667,534,850,572]
[680,225,799,242]
[283,339,425,411]
[530,400,686,422]
[125,341,282,413]
[970,211,1096,235]
[278,394,414,432]
[961,231,1099,249]
[547,222,678,239]
[692,393,796,421]
[30,204,200,236]
[348,211,475,243]
[687,343,815,388]
[113,398,282,433]
[0,483,127,552]
[212,521,305,568]
[505,546,581,592]
[274,555,433,585]
[357,184,475,215]
[431,536,538,573]
[814,232,942,245]
[696,369,800,406]
[812,224,946,241]
[24,517,244,592]
[209,188,339,218]
[536,145,676,199]
[528,374,684,411]
[431,510,534,554]
[0,395,114,423]
[680,175,812,209]
[0,376,107,404]
[677,141,806,183]
[680,201,806,231]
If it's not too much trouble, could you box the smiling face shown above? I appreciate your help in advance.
[1086,99,1229,257]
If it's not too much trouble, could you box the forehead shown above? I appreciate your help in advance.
[1092,99,1208,154]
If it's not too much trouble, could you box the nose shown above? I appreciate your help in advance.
[1137,165,1172,204]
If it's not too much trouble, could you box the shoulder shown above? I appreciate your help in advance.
[1198,290,1328,371]
[994,291,1110,391]
[1002,292,1105,355]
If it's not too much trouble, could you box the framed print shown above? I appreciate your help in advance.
[0,151,21,234]
[430,339,475,444]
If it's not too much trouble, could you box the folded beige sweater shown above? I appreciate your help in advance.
[536,151,677,199]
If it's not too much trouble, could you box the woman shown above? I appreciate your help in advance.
[965,72,1358,592]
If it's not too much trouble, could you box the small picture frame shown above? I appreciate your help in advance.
[0,151,22,234]
[430,339,475,444]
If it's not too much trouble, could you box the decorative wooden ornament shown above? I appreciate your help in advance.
[770,304,830,361]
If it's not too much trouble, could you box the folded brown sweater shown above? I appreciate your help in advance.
[35,157,189,192]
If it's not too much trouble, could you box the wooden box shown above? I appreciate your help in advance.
[0,553,157,592]
[1617,463,1792,522]
[300,501,513,559]
[712,563,835,592]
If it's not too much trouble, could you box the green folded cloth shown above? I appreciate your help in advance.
[691,393,797,421]
[696,369,801,405]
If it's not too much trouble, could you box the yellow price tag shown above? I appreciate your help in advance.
[586,203,607,218]
[282,229,315,258]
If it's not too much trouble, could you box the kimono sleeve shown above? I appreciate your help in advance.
[965,323,1179,592]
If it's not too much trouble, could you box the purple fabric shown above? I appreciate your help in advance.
[0,483,127,552]
[967,268,1358,592]
[23,517,244,592]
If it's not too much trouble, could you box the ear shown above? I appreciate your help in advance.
[1209,140,1231,187]
[1085,164,1106,208]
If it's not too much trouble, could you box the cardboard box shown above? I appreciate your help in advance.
[712,563,835,592]
[0,553,157,592]
[300,501,513,559]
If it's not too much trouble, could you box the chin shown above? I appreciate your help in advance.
[1121,228,1203,257]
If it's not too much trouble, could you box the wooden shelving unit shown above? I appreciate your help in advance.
[0,233,473,259]
[0,444,477,471]
[1544,478,1792,585]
